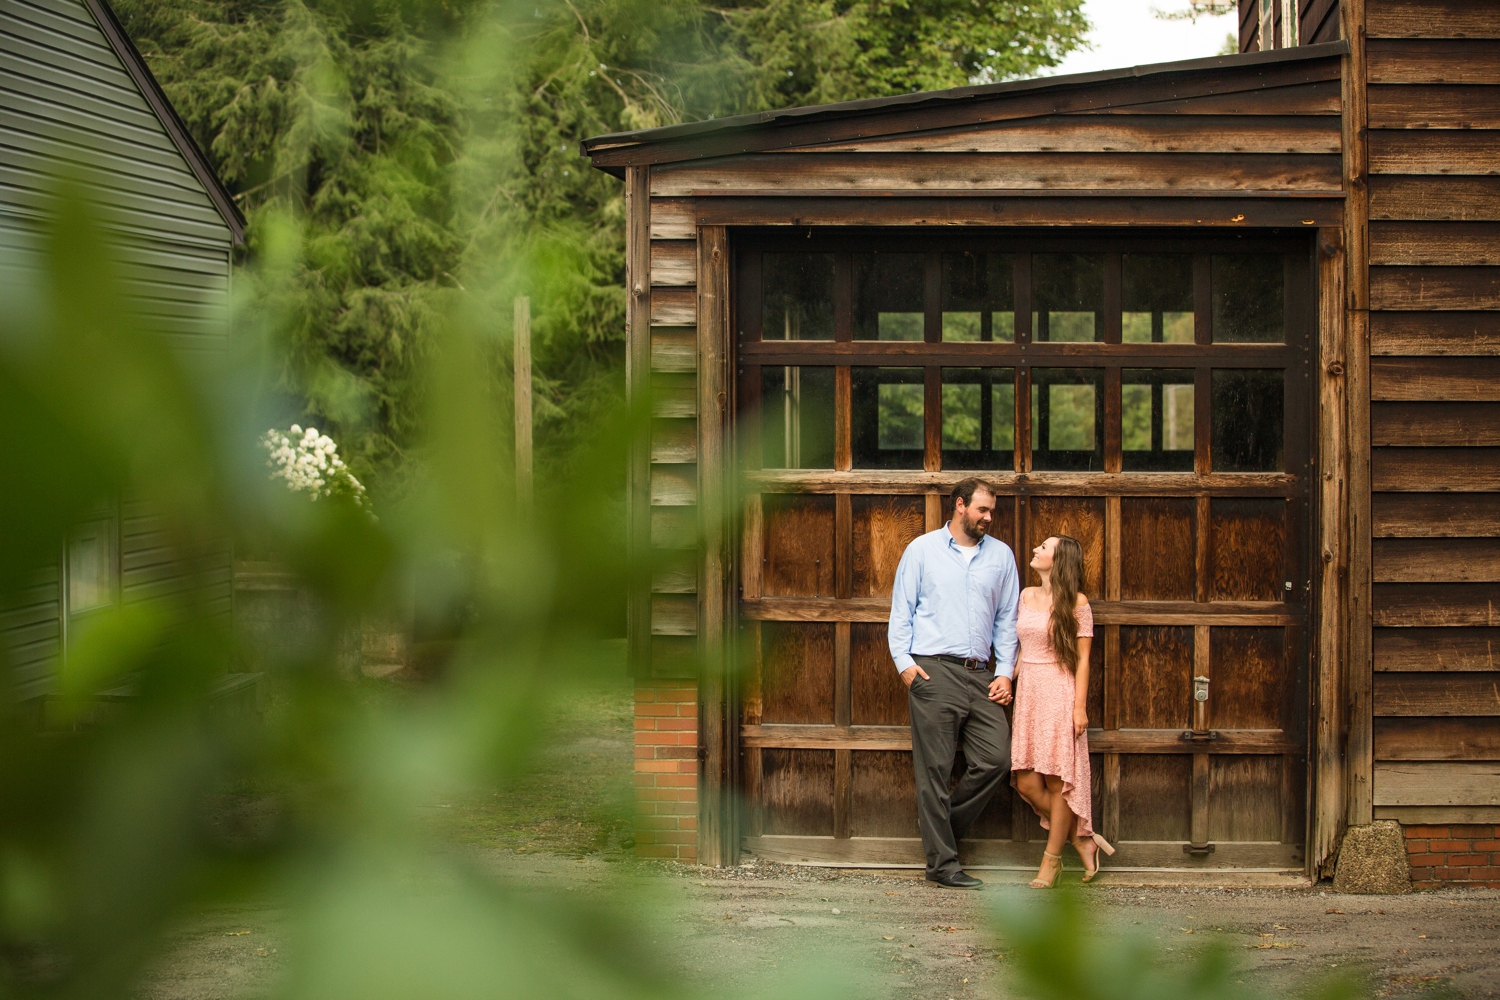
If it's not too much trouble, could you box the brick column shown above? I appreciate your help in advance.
[1403,824,1500,889]
[633,681,698,861]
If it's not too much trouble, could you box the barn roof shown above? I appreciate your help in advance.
[581,39,1348,177]
[83,0,246,244]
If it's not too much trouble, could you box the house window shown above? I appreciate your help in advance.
[67,516,119,615]
[1260,0,1275,50]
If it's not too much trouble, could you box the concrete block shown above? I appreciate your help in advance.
[1333,820,1413,894]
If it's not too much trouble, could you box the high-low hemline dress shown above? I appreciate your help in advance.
[1009,601,1095,838]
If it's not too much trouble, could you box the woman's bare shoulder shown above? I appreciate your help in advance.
[1075,593,1090,608]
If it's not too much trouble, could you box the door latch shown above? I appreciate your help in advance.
[1183,842,1216,857]
[1193,675,1210,703]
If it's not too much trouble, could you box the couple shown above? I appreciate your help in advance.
[888,478,1114,890]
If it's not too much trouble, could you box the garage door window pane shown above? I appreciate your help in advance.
[854,254,924,341]
[1030,369,1105,470]
[761,366,836,468]
[1212,369,1284,471]
[764,253,836,341]
[854,368,925,468]
[942,368,1015,470]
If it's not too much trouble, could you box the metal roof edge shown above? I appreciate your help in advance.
[83,0,247,245]
[580,39,1349,159]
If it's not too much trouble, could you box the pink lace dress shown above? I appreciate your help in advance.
[1010,599,1095,838]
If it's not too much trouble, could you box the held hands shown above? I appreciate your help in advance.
[1073,706,1088,739]
[988,675,1013,705]
[900,665,930,688]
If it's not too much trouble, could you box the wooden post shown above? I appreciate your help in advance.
[697,225,734,866]
[514,296,532,518]
[625,168,653,680]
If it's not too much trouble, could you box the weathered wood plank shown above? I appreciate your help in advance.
[1375,804,1500,823]
[1090,81,1341,116]
[1370,266,1500,311]
[1374,627,1500,670]
[1370,311,1500,355]
[651,372,697,417]
[1371,357,1500,400]
[742,834,1304,869]
[650,286,696,326]
[1371,448,1500,491]
[650,240,696,286]
[1370,176,1500,220]
[1366,0,1500,39]
[650,464,696,506]
[739,596,1296,625]
[651,417,697,463]
[650,593,697,635]
[1373,762,1500,807]
[626,167,653,679]
[739,724,1295,753]
[1367,39,1500,83]
[742,468,1300,496]
[1373,538,1500,581]
[690,195,1344,230]
[1373,494,1500,537]
[1372,583,1500,626]
[648,198,695,240]
[651,550,697,594]
[651,326,696,373]
[1369,131,1500,175]
[649,152,1343,196]
[1375,716,1500,759]
[1370,222,1500,265]
[1372,402,1500,445]
[1369,86,1500,128]
[650,505,696,549]
[781,115,1341,155]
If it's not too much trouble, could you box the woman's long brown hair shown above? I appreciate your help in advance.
[1046,535,1085,672]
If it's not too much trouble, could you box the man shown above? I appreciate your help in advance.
[888,478,1020,889]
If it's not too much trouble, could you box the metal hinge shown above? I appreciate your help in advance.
[1179,730,1220,743]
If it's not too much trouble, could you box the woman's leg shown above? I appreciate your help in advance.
[1014,769,1051,815]
[1043,775,1072,857]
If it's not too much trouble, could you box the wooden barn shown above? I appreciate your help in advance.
[583,0,1500,885]
[0,0,244,703]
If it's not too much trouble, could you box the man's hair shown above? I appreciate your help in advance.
[951,478,995,508]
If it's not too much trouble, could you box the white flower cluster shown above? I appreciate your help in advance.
[261,424,369,507]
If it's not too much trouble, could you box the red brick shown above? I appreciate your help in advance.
[657,687,696,702]
[658,717,697,731]
[636,703,678,717]
[658,798,697,816]
[677,703,699,716]
[637,815,680,830]
[678,847,698,861]
[1407,853,1444,867]
[634,801,656,815]
[634,718,657,731]
[657,773,696,787]
[657,830,697,844]
[634,689,656,703]
[635,760,679,773]
[656,746,698,760]
[635,844,678,858]
[1404,839,1428,854]
[633,773,657,787]
[1448,853,1487,866]
[1472,840,1500,851]
[637,787,675,801]
[1404,825,1449,839]
[635,732,679,746]
[1435,867,1471,880]
[1429,839,1471,852]
[1450,825,1494,838]
[677,815,698,831]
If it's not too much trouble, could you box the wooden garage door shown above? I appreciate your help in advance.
[734,232,1313,870]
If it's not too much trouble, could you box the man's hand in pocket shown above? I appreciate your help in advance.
[901,665,930,688]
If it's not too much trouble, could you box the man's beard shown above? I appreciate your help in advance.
[958,513,989,543]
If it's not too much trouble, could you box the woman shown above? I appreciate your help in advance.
[1011,534,1115,887]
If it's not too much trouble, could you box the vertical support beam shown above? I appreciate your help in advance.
[1189,625,1211,853]
[1313,224,1349,877]
[1342,0,1375,831]
[624,168,652,681]
[513,296,532,518]
[697,225,733,867]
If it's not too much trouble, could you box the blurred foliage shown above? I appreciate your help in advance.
[112,0,1089,498]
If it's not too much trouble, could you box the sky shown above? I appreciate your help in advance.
[1043,0,1242,78]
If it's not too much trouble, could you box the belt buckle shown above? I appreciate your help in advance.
[964,657,982,671]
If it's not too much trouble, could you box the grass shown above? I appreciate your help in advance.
[430,644,637,856]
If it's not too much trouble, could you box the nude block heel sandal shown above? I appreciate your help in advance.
[1030,851,1063,889]
[1076,833,1116,883]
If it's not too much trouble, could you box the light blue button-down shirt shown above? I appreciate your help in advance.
[887,524,1021,679]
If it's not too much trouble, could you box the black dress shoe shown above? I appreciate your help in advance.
[926,870,983,889]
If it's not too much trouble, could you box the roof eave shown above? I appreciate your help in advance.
[84,0,247,245]
[580,39,1348,167]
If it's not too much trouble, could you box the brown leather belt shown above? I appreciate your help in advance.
[931,654,989,671]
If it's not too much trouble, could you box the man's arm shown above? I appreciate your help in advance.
[990,551,1020,680]
[888,543,920,674]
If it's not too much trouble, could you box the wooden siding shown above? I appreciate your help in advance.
[0,0,236,698]
[1366,0,1500,823]
[1240,0,1344,53]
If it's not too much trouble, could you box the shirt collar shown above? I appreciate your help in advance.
[944,522,986,553]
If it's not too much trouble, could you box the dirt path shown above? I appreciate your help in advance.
[137,852,1500,1000]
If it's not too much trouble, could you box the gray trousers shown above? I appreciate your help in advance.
[907,655,1012,878]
